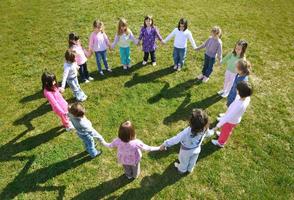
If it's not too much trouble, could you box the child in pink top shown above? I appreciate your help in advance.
[103,120,160,179]
[41,72,74,131]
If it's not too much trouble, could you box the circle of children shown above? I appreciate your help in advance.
[41,16,252,179]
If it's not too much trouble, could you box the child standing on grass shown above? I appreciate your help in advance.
[137,15,164,66]
[89,20,112,76]
[160,109,214,174]
[42,72,74,131]
[60,49,87,102]
[163,18,197,71]
[212,81,252,148]
[68,102,106,158]
[103,120,160,179]
[111,18,138,70]
[218,40,248,97]
[69,32,93,83]
[196,26,222,83]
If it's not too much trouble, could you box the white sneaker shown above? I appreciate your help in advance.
[123,65,127,70]
[211,139,224,148]
[218,113,225,117]
[142,61,147,65]
[80,95,87,102]
[127,64,132,68]
[216,131,221,137]
[107,68,112,72]
[202,76,209,83]
[173,65,178,70]
[88,77,94,81]
[152,62,156,66]
[174,162,180,169]
[197,74,204,80]
[221,93,229,98]
[84,79,90,84]
[177,66,182,71]
[217,90,224,95]
[65,126,75,132]
[216,116,221,121]
[206,129,215,137]
[99,71,104,75]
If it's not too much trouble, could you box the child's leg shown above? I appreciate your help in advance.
[223,70,236,94]
[100,50,109,70]
[68,78,87,101]
[173,47,179,66]
[78,64,86,81]
[203,56,215,77]
[125,47,131,65]
[123,165,133,178]
[178,48,187,67]
[131,162,140,178]
[95,51,103,72]
[83,62,90,79]
[202,54,210,75]
[218,123,236,145]
[150,51,156,63]
[119,47,127,65]
[143,51,149,62]
[78,134,98,158]
[177,149,190,173]
[187,153,200,173]
[57,112,70,128]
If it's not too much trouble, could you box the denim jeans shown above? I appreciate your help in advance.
[177,148,200,173]
[123,162,140,178]
[78,62,89,81]
[95,50,109,72]
[66,77,87,101]
[119,47,131,65]
[173,47,187,67]
[143,51,156,62]
[202,53,216,77]
[78,133,98,158]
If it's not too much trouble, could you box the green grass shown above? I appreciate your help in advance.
[0,0,293,199]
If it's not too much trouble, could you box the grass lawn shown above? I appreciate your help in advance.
[0,0,293,199]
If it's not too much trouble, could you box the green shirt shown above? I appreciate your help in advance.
[221,53,240,73]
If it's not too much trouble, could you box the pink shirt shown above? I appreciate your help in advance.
[71,43,87,65]
[43,88,68,116]
[89,31,110,52]
[105,138,160,166]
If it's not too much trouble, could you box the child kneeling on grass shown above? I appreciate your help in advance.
[68,102,106,158]
[160,109,214,174]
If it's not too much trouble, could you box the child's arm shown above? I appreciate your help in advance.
[161,127,188,149]
[137,140,160,151]
[103,33,112,49]
[129,31,138,45]
[195,39,208,51]
[44,90,67,116]
[155,27,164,45]
[60,66,69,91]
[163,28,176,44]
[88,32,95,52]
[220,52,231,65]
[187,31,197,49]
[137,27,144,45]
[102,138,119,148]
[216,41,223,64]
[111,34,119,49]
[216,104,241,128]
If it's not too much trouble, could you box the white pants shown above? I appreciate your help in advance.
[222,70,237,95]
[177,148,200,173]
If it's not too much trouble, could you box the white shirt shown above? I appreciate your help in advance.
[61,62,79,88]
[217,95,251,127]
[163,28,197,49]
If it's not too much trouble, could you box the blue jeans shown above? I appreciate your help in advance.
[78,62,89,81]
[178,148,200,173]
[173,47,187,67]
[95,50,109,72]
[78,133,98,158]
[202,54,215,77]
[66,77,87,101]
[119,47,131,65]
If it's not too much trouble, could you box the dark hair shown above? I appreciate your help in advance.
[237,81,253,98]
[178,18,188,31]
[118,120,136,142]
[190,109,209,136]
[41,71,58,91]
[68,32,79,48]
[144,15,154,27]
[65,49,76,63]
[237,59,251,76]
[69,102,85,117]
[233,40,248,58]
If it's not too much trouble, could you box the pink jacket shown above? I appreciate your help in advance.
[44,88,68,116]
[89,31,110,52]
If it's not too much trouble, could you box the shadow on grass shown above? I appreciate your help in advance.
[124,65,175,88]
[163,93,222,125]
[19,90,43,103]
[0,151,92,200]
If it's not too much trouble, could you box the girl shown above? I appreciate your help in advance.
[41,71,74,131]
[69,32,93,82]
[89,20,112,76]
[60,49,87,102]
[68,102,106,157]
[163,18,197,71]
[160,109,214,174]
[137,15,163,66]
[212,81,252,148]
[103,120,160,179]
[196,26,223,83]
[112,18,138,70]
[218,40,248,97]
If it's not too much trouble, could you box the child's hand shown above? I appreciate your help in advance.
[59,87,65,93]
[159,144,166,151]
[160,41,165,45]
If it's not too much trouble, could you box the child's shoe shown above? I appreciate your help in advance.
[152,62,156,66]
[142,61,147,65]
[202,76,209,83]
[216,131,221,137]
[217,90,224,95]
[80,95,88,102]
[88,77,94,81]
[65,125,75,132]
[221,93,229,98]
[173,65,178,70]
[211,139,224,148]
[218,113,225,117]
[99,71,104,75]
[206,129,215,137]
[107,68,112,72]
[177,66,182,71]
[127,64,132,68]
[84,79,90,84]
[123,65,128,70]
[197,74,204,80]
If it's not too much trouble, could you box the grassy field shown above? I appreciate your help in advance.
[0,0,293,199]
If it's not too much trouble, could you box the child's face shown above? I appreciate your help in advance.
[120,25,127,32]
[94,26,101,32]
[236,64,243,74]
[179,23,185,31]
[235,45,242,56]
[145,19,152,27]
[211,31,218,38]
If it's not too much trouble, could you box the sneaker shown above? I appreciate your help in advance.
[202,76,209,83]
[80,95,88,102]
[88,77,94,81]
[92,149,102,158]
[142,61,147,65]
[216,116,221,121]
[206,129,215,137]
[177,66,182,71]
[123,65,128,70]
[217,90,224,95]
[127,64,132,68]
[84,79,90,84]
[99,71,104,75]
[125,174,133,179]
[218,113,225,117]
[152,62,156,66]
[211,139,224,148]
[65,126,75,132]
[174,162,180,169]
[216,131,221,137]
[107,68,112,72]
[197,74,204,80]
[221,93,229,98]
[173,65,178,70]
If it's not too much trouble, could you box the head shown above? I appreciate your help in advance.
[237,81,253,98]
[69,102,85,117]
[190,109,209,136]
[144,15,154,27]
[236,59,251,76]
[42,71,58,91]
[68,32,79,48]
[65,49,76,63]
[118,120,136,143]
[178,18,188,31]
[117,18,129,35]
[93,20,104,33]
[211,26,222,38]
[233,40,248,58]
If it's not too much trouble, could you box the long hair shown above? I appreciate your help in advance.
[233,40,248,58]
[143,15,154,27]
[68,32,79,48]
[237,59,251,76]
[118,120,136,142]
[93,19,105,33]
[178,18,188,31]
[117,18,130,35]
[41,71,58,92]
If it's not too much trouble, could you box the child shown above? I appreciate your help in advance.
[103,120,160,179]
[69,32,93,82]
[218,40,248,97]
[68,102,106,158]
[212,81,252,147]
[137,15,163,66]
[196,26,222,82]
[163,18,197,71]
[89,20,112,76]
[41,72,74,131]
[111,18,137,70]
[160,109,213,173]
[60,49,87,102]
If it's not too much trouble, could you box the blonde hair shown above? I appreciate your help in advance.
[211,26,222,38]
[117,18,130,35]
[93,20,105,32]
